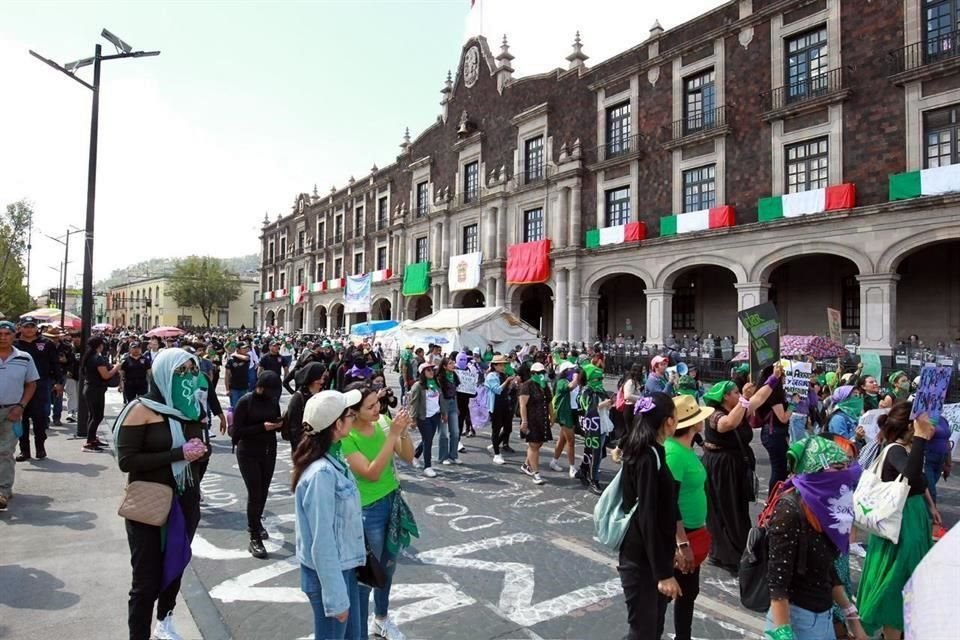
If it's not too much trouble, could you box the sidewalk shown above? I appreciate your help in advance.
[0,421,203,640]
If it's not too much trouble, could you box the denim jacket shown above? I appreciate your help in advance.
[295,454,365,617]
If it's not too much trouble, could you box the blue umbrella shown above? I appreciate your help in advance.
[351,320,399,336]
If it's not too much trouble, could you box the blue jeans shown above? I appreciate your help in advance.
[359,492,398,637]
[229,389,246,409]
[789,413,808,444]
[301,564,362,640]
[438,397,459,462]
[766,604,833,640]
[925,451,946,504]
[417,414,440,469]
[51,387,63,422]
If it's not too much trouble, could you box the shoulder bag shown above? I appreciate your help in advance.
[118,480,174,527]
[852,443,910,544]
[732,425,760,502]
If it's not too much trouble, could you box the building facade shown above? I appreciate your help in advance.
[259,0,960,356]
[106,275,258,330]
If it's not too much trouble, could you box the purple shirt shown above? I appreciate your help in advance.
[927,417,952,457]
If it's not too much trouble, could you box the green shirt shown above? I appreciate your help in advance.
[664,438,707,529]
[341,417,399,507]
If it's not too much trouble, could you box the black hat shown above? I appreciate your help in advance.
[19,316,38,327]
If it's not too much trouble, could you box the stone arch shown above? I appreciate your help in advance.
[294,306,304,331]
[371,297,392,321]
[276,307,286,329]
[450,288,486,308]
[583,263,654,296]
[508,282,554,336]
[877,225,960,273]
[313,305,327,332]
[329,302,345,330]
[656,254,748,289]
[405,295,432,320]
[750,242,872,283]
[265,310,275,327]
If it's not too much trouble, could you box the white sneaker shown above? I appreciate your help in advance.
[458,442,466,453]
[153,615,183,640]
[569,466,578,479]
[532,472,546,485]
[424,467,437,478]
[549,459,563,472]
[486,444,495,453]
[442,459,453,465]
[519,462,534,477]
[412,457,422,469]
[452,458,464,465]
[492,454,505,465]
[373,615,407,640]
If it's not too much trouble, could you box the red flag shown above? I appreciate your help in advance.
[506,239,551,284]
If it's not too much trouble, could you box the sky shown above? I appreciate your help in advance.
[0,0,725,295]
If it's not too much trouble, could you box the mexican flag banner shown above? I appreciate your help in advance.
[585,221,645,249]
[402,261,431,296]
[289,285,306,305]
[660,205,735,236]
[327,278,345,290]
[309,281,326,293]
[372,268,392,282]
[889,164,960,201]
[262,291,275,301]
[758,183,856,221]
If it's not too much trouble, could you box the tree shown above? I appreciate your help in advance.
[0,200,34,319]
[167,256,242,328]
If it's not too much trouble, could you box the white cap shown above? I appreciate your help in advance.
[302,389,363,435]
[530,362,546,373]
[557,361,576,374]
[418,362,436,373]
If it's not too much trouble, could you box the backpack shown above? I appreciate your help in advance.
[593,447,660,550]
[738,484,806,613]
[614,385,626,411]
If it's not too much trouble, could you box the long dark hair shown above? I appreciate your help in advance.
[878,401,914,445]
[628,363,644,384]
[344,381,377,410]
[290,421,338,490]
[81,336,105,370]
[621,392,675,464]
[757,364,786,413]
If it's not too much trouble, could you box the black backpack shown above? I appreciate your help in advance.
[738,484,807,613]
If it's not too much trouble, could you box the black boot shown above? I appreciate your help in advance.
[15,444,30,462]
[588,481,603,496]
[249,538,268,559]
[36,443,47,460]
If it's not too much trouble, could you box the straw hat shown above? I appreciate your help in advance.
[490,354,510,365]
[673,394,714,430]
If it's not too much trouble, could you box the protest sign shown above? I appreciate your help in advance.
[783,361,813,397]
[826,307,842,343]
[738,302,780,374]
[860,352,882,381]
[911,365,953,422]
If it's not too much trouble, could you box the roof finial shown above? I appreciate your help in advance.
[312,184,318,197]
[566,30,588,70]
[400,126,411,150]
[649,20,664,38]
[496,33,514,70]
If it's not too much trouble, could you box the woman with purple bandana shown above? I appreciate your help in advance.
[924,416,953,504]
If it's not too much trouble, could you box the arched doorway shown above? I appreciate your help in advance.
[452,289,485,308]
[294,307,304,331]
[596,274,647,341]
[276,308,286,330]
[330,303,345,332]
[265,310,276,328]
[513,284,553,337]
[371,298,392,321]
[895,239,960,344]
[767,254,861,337]
[662,265,739,342]
[407,295,433,320]
[313,305,327,333]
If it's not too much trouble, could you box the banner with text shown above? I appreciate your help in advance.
[911,365,953,422]
[784,360,813,398]
[345,273,372,313]
[738,301,780,375]
[827,307,842,343]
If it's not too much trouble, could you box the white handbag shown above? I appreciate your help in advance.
[853,443,910,544]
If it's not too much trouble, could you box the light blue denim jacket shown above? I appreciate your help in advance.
[295,454,365,617]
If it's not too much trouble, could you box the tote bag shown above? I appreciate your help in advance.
[852,443,910,544]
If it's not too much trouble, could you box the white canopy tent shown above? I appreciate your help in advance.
[379,307,539,357]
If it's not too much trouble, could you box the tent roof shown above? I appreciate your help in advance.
[404,306,530,332]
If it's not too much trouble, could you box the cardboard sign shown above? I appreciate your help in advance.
[826,307,842,343]
[738,302,780,373]
[911,365,953,422]
[860,352,882,381]
[783,361,813,397]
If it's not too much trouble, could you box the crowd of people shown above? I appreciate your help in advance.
[0,315,952,640]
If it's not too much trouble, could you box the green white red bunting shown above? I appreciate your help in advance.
[371,268,392,282]
[262,291,274,301]
[758,183,855,221]
[309,281,326,293]
[660,206,735,236]
[327,278,345,290]
[889,164,960,201]
[585,221,645,248]
[274,288,287,299]
[289,285,306,304]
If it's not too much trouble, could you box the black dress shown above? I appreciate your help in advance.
[519,380,553,444]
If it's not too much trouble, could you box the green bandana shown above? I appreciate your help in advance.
[704,380,735,405]
[426,379,439,391]
[824,371,838,390]
[835,396,864,421]
[787,436,848,475]
[445,371,455,383]
[531,373,547,389]
[734,363,750,375]
[581,364,605,392]
[676,375,699,396]
[888,370,905,388]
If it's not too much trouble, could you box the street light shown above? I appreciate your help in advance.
[30,29,160,437]
[43,226,83,327]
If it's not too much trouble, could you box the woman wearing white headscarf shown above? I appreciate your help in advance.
[114,348,209,640]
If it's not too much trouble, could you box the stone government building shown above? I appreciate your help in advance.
[259,0,960,356]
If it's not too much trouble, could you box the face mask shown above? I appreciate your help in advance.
[171,372,201,420]
[898,381,910,392]
[372,382,384,390]
[836,396,864,420]
[531,373,547,388]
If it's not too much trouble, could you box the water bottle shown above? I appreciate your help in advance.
[12,421,23,439]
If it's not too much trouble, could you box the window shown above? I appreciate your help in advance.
[684,69,716,133]
[463,161,479,203]
[672,284,695,331]
[268,275,274,291]
[334,257,343,279]
[925,0,960,61]
[785,137,829,193]
[296,268,304,286]
[605,101,632,157]
[523,208,544,242]
[334,215,343,243]
[416,181,429,217]
[316,261,325,283]
[354,252,363,275]
[415,236,428,263]
[279,236,287,258]
[462,223,479,254]
[524,136,544,182]
[841,276,860,330]
[268,242,274,262]
[785,27,828,103]
[354,206,363,235]
[924,105,960,168]
[682,165,716,212]
[279,272,286,289]
[376,246,387,271]
[297,230,305,252]
[317,221,325,247]
[604,187,631,227]
[377,196,388,228]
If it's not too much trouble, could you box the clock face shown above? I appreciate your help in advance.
[463,46,480,88]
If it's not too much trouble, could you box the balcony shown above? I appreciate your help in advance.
[664,106,729,150]
[512,165,558,190]
[761,67,851,122]
[456,188,483,207]
[587,133,642,170]
[889,32,960,84]
[333,232,343,244]
[414,205,428,219]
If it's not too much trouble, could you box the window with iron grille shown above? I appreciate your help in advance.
[605,101,631,157]
[463,161,479,202]
[334,215,343,242]
[523,208,544,242]
[297,230,305,251]
[604,187,631,227]
[268,242,275,262]
[924,105,960,168]
[354,252,363,274]
[268,275,274,291]
[377,196,388,228]
[376,246,387,271]
[684,69,716,133]
[415,236,428,263]
[354,206,363,235]
[316,221,325,247]
[524,136,544,182]
[296,268,304,286]
[280,237,287,257]
[925,0,960,60]
[316,261,325,283]
[334,258,343,279]
[279,272,286,289]
[786,27,828,102]
[416,181,429,217]
[672,284,695,331]
[785,137,829,193]
[842,276,860,330]
[682,165,716,212]
[463,223,479,254]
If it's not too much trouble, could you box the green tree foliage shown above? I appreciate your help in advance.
[167,256,242,328]
[0,200,34,319]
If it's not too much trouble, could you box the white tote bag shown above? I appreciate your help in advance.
[853,443,910,544]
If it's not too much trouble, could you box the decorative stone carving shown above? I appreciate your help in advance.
[463,45,480,88]
[738,26,754,49]
[559,142,569,162]
[648,66,660,86]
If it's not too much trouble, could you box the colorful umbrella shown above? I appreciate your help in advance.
[92,323,113,332]
[21,308,82,329]
[146,326,185,338]
[731,335,850,363]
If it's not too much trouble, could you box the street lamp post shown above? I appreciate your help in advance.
[44,227,83,328]
[30,30,159,437]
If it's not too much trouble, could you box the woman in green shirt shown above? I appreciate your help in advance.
[664,394,712,640]
[342,385,414,640]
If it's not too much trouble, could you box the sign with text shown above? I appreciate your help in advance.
[826,307,842,343]
[784,361,813,398]
[738,301,780,374]
[911,365,953,422]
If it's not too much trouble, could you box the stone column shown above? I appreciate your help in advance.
[734,282,771,352]
[440,219,450,266]
[439,282,449,311]
[858,273,899,357]
[645,288,675,349]
[431,222,442,265]
[484,207,497,259]
[553,268,569,341]
[485,277,496,306]
[569,185,582,248]
[556,188,569,248]
[568,266,582,345]
[581,295,599,345]
[495,206,506,259]
[303,305,311,333]
[495,277,506,308]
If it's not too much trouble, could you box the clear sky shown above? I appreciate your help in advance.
[0,0,725,295]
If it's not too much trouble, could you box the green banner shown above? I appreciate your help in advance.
[401,261,431,297]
